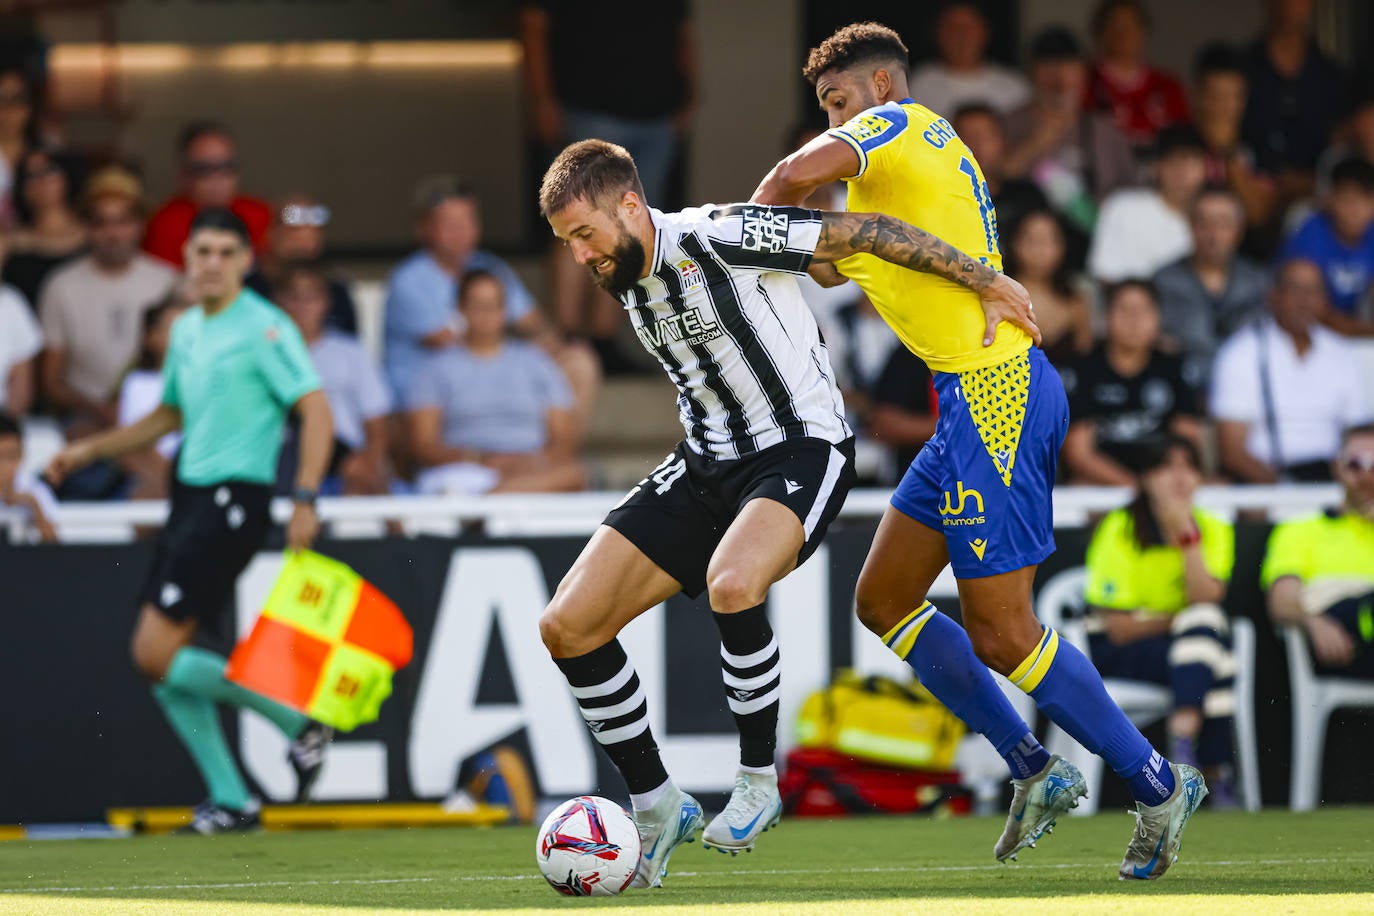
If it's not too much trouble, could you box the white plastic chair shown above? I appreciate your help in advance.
[1035,568,1261,813]
[1283,625,1374,810]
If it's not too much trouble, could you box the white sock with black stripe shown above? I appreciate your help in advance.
[553,639,670,806]
[715,605,781,771]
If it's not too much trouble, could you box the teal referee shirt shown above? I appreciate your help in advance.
[162,288,321,486]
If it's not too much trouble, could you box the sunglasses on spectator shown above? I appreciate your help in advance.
[89,212,139,228]
[186,159,237,177]
[281,204,330,227]
[1341,453,1374,473]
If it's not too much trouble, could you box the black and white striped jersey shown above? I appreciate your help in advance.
[622,204,851,460]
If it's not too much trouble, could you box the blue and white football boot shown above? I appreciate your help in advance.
[994,754,1088,862]
[630,784,705,888]
[1119,763,1208,880]
[702,770,783,855]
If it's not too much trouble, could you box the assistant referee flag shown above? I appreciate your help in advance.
[227,551,413,731]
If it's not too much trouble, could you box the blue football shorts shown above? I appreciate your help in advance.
[890,346,1068,578]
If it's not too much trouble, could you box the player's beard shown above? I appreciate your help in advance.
[589,223,647,296]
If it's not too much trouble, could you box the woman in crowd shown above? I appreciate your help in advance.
[3,144,86,306]
[1002,208,1093,366]
[406,269,584,495]
[1061,279,1201,485]
[1082,434,1238,807]
[0,67,37,229]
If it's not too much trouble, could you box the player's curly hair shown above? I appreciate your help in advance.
[802,22,909,86]
[539,139,647,217]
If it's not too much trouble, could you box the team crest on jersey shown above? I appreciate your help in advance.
[677,259,703,291]
[740,207,789,254]
[844,112,893,143]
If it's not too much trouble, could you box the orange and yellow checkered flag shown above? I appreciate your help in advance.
[226,550,412,732]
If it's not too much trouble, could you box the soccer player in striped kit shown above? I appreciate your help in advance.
[753,22,1207,880]
[538,139,1037,887]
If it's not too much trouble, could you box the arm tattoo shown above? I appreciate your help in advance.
[815,212,997,291]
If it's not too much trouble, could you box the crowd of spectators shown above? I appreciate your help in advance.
[815,0,1374,491]
[0,0,1371,527]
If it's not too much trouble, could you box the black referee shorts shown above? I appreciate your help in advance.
[604,436,857,598]
[138,480,273,626]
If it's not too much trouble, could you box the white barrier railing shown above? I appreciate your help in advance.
[0,484,1343,544]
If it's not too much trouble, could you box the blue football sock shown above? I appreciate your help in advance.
[1010,627,1175,805]
[883,602,1050,780]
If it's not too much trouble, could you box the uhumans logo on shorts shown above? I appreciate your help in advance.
[939,481,985,526]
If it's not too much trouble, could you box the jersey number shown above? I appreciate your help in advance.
[958,156,999,259]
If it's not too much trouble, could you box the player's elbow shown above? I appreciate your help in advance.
[754,157,812,206]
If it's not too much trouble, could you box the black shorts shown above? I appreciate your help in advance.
[604,436,857,598]
[138,480,273,625]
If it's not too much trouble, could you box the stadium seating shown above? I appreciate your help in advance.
[1282,625,1374,811]
[1035,567,1261,813]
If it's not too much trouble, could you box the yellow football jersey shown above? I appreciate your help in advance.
[827,99,1031,373]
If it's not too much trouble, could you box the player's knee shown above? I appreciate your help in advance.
[707,566,767,615]
[854,575,907,636]
[964,624,1021,676]
[129,636,168,682]
[539,597,601,659]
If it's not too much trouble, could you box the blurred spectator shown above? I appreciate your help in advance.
[1264,422,1374,679]
[277,262,391,497]
[827,293,901,431]
[1153,187,1269,392]
[1002,207,1093,366]
[1241,0,1348,199]
[1190,43,1278,231]
[1062,280,1201,485]
[521,0,695,372]
[115,296,186,501]
[384,177,598,439]
[1088,125,1206,283]
[406,271,584,495]
[142,121,271,268]
[0,411,55,541]
[908,2,1029,117]
[952,104,1054,246]
[0,67,37,228]
[1315,80,1374,196]
[1086,0,1189,150]
[0,257,38,417]
[39,167,178,438]
[245,194,357,335]
[1278,157,1374,336]
[1211,258,1371,482]
[1083,434,1238,806]
[866,345,938,477]
[1003,26,1136,234]
[3,145,87,306]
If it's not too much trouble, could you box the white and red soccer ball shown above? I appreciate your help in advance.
[534,795,641,897]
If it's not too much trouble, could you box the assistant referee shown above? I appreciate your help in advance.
[48,208,337,834]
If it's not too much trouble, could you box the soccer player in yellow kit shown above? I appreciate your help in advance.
[753,23,1206,880]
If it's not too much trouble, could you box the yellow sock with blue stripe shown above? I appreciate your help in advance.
[1011,626,1175,805]
[883,602,1049,779]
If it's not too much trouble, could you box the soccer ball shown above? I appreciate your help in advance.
[535,795,641,896]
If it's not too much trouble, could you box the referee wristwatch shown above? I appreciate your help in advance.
[292,486,319,508]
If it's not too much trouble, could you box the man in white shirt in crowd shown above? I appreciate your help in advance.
[1089,124,1207,283]
[278,262,391,496]
[909,2,1029,118]
[40,167,179,438]
[1211,258,1372,482]
[0,275,40,418]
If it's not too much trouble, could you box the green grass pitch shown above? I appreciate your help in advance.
[1,809,1371,914]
